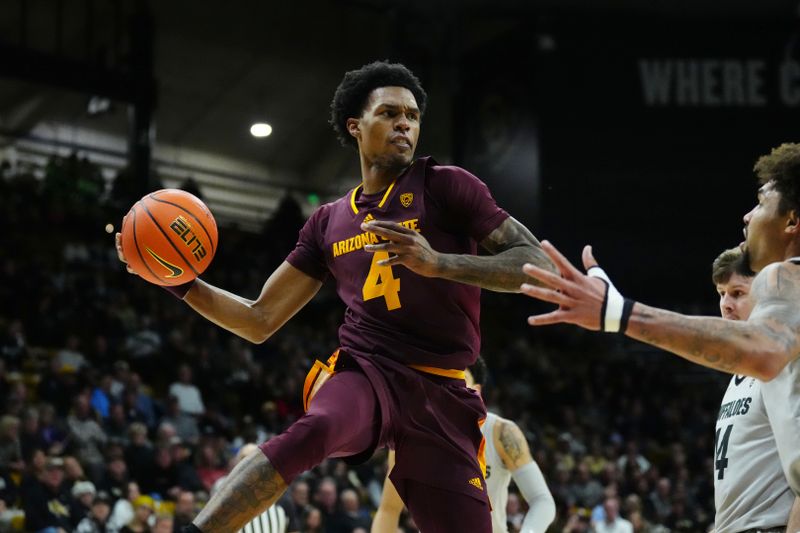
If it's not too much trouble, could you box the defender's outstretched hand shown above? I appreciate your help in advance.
[521,241,631,332]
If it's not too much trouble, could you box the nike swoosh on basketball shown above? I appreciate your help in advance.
[145,247,184,278]
[734,375,746,385]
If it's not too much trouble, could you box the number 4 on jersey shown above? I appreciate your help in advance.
[362,251,401,310]
[715,424,733,480]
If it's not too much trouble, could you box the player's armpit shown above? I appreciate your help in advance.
[495,419,534,470]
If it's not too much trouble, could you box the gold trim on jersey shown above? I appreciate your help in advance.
[408,365,466,380]
[349,179,397,215]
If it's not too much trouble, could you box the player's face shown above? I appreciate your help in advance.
[742,182,793,271]
[351,86,420,168]
[716,273,754,321]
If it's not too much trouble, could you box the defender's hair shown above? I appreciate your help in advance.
[753,143,800,214]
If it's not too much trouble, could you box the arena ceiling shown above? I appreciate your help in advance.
[0,0,797,229]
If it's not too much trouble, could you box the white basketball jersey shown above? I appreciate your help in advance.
[483,412,512,533]
[714,374,794,533]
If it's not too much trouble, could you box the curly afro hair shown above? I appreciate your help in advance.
[754,143,800,214]
[329,60,427,148]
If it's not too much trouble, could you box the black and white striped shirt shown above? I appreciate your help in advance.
[240,503,288,533]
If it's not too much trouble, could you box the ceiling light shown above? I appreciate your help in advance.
[250,122,273,138]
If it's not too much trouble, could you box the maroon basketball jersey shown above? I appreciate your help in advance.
[286,157,508,369]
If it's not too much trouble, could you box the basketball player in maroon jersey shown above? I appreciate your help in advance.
[117,60,555,532]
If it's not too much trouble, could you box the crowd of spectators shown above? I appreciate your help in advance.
[0,154,727,532]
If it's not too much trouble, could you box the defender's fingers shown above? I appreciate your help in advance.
[527,310,570,326]
[522,263,575,292]
[581,245,599,271]
[520,283,576,307]
[540,241,585,280]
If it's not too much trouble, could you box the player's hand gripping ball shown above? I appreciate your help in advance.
[118,189,218,286]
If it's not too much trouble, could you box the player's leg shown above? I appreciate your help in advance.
[193,370,379,532]
[402,479,492,533]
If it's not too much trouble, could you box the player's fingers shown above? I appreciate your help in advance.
[581,245,599,271]
[361,223,415,244]
[520,283,576,307]
[376,254,400,267]
[527,310,570,326]
[540,241,585,280]
[364,220,415,234]
[522,263,575,292]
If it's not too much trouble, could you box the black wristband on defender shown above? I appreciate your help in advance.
[619,298,635,334]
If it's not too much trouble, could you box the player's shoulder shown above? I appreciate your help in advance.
[752,260,800,301]
[490,414,525,443]
[427,161,480,181]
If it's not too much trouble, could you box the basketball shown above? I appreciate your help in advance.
[120,189,218,286]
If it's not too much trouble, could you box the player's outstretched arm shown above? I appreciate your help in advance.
[371,450,404,533]
[184,262,322,344]
[495,420,556,533]
[363,216,555,292]
[117,232,322,344]
[520,241,800,381]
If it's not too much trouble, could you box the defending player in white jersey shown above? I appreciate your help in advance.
[710,248,800,533]
[371,357,555,533]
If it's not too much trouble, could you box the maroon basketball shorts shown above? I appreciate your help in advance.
[259,351,491,529]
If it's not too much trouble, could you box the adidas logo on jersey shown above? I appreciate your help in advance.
[468,477,483,490]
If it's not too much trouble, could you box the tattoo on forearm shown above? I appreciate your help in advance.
[440,217,555,292]
[195,452,287,532]
[631,262,800,377]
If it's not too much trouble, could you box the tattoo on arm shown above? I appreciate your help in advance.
[628,262,800,379]
[497,420,533,470]
[195,451,287,532]
[436,217,555,292]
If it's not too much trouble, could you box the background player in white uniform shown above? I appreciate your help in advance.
[371,357,555,533]
[710,247,800,533]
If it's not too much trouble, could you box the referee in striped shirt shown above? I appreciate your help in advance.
[213,443,299,533]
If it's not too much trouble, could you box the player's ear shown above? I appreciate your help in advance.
[346,118,361,142]
[785,209,800,236]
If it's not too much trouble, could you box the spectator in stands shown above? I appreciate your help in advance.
[124,423,154,482]
[0,415,23,474]
[21,456,72,531]
[154,514,175,533]
[172,490,197,532]
[67,393,108,481]
[168,364,205,417]
[75,490,113,533]
[91,373,114,420]
[593,497,633,533]
[120,494,155,533]
[108,480,141,531]
[39,402,68,455]
[328,488,371,532]
[55,333,88,373]
[161,395,200,446]
[70,479,97,528]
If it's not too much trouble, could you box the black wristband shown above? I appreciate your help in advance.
[181,524,203,533]
[162,279,196,300]
[619,298,635,334]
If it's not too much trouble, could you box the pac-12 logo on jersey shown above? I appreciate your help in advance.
[400,192,413,207]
